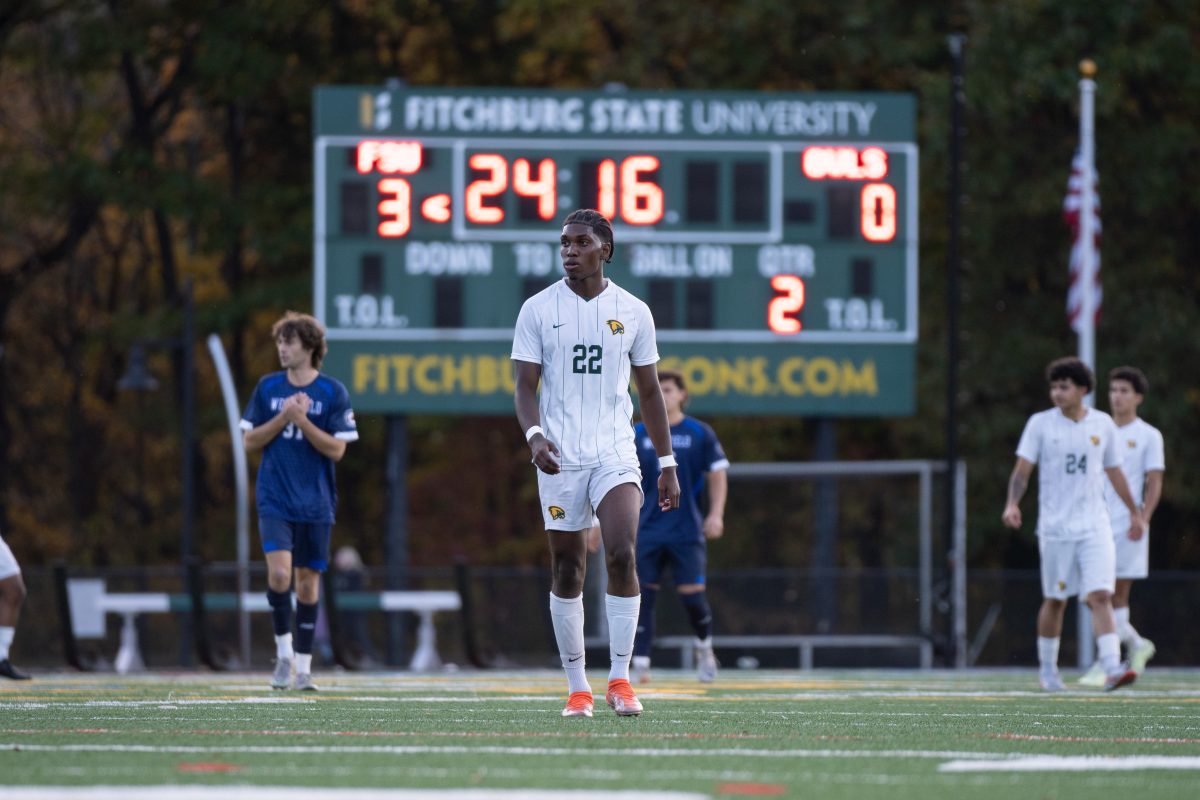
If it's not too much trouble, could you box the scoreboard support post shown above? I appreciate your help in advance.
[383,414,410,666]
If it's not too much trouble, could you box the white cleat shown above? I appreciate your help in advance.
[1077,661,1105,687]
[1039,671,1067,692]
[1130,639,1156,674]
[270,657,293,690]
[632,655,651,685]
[294,672,318,691]
[696,644,718,684]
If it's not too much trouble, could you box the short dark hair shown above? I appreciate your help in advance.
[1045,356,1094,393]
[658,368,686,393]
[271,311,327,369]
[1109,365,1148,395]
[562,208,614,263]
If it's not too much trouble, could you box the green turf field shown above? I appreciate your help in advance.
[3,669,1199,799]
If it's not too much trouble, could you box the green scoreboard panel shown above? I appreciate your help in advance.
[314,86,917,415]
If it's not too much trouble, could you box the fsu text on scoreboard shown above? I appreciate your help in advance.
[314,86,918,415]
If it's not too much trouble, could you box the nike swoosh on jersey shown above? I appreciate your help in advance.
[552,323,566,328]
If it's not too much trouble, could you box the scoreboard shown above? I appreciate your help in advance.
[314,86,917,415]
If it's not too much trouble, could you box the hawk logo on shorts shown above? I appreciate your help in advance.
[548,505,566,520]
[606,319,625,335]
[1057,580,1067,591]
[1090,435,1100,446]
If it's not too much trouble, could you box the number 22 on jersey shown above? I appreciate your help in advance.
[571,344,603,374]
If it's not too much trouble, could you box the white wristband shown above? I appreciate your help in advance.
[524,425,544,442]
[658,454,677,469]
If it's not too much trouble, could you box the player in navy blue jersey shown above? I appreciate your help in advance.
[631,369,728,683]
[241,312,358,690]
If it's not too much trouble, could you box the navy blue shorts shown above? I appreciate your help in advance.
[258,517,331,572]
[636,538,707,586]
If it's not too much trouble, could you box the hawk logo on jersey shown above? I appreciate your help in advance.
[1090,435,1100,446]
[1127,439,1137,449]
[548,505,566,520]
[605,319,625,335]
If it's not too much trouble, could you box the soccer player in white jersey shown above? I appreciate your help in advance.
[0,527,31,679]
[1001,357,1142,692]
[513,209,681,718]
[1079,366,1164,685]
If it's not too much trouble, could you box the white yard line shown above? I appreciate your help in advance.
[939,755,1200,772]
[0,742,1047,759]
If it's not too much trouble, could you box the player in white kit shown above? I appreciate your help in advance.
[513,209,681,718]
[1079,366,1164,686]
[1001,357,1142,692]
[0,528,30,679]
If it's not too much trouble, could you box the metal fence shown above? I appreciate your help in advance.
[10,562,1197,671]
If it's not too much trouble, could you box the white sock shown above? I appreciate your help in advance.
[1097,632,1122,673]
[606,593,640,682]
[0,626,13,660]
[1037,636,1060,674]
[294,653,312,675]
[1113,607,1143,649]
[632,655,650,671]
[549,593,590,695]
[275,633,294,660]
[696,636,713,651]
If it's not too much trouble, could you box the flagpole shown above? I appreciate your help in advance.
[1077,59,1097,394]
[1076,57,1097,668]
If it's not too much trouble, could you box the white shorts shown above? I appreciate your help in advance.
[536,464,642,531]
[0,534,20,581]
[1039,534,1115,599]
[1112,518,1150,580]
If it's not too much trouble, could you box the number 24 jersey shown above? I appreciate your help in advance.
[1015,407,1121,540]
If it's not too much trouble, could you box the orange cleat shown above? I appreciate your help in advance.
[1104,663,1138,692]
[562,691,595,718]
[605,678,644,716]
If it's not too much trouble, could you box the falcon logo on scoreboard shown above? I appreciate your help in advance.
[359,91,392,131]
[606,319,625,335]
[548,505,566,520]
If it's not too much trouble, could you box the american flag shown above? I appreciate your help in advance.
[1063,148,1101,334]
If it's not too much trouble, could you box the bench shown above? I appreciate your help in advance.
[64,578,461,673]
[655,634,934,670]
[64,579,169,674]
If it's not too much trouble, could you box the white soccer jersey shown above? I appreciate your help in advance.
[1103,417,1165,531]
[0,531,20,580]
[512,278,659,469]
[1015,407,1122,540]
